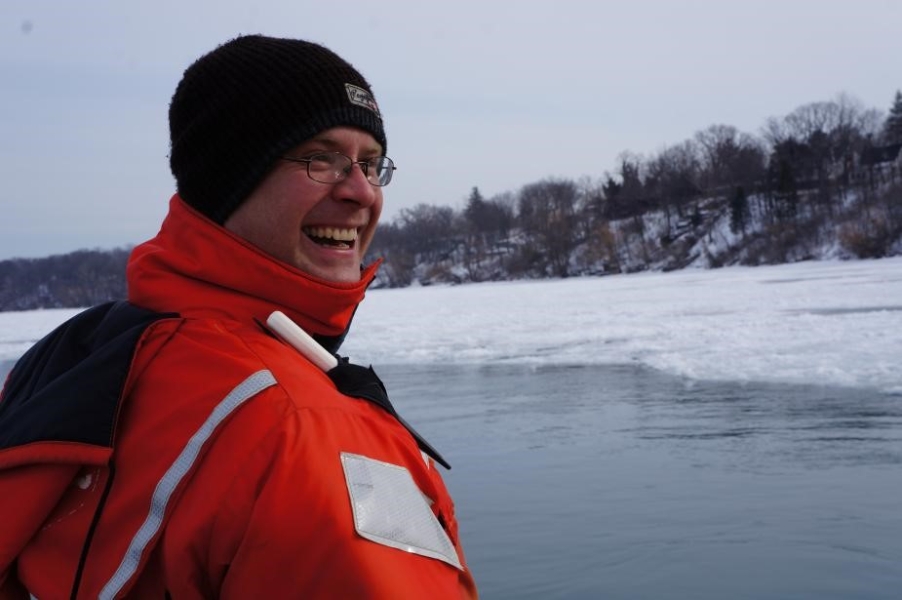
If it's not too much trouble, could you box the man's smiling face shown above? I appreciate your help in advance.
[224,126,384,283]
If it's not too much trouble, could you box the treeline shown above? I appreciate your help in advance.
[0,248,129,311]
[3,92,902,310]
[365,92,902,287]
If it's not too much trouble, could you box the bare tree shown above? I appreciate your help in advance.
[517,178,580,277]
[397,203,457,264]
[575,175,606,242]
[762,94,875,215]
[646,140,701,214]
[694,125,766,194]
[695,124,740,190]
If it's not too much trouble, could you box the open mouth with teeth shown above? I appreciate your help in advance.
[303,226,359,250]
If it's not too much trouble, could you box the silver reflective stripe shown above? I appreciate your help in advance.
[341,452,463,570]
[99,370,277,599]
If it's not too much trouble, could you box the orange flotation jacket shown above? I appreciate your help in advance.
[0,196,478,599]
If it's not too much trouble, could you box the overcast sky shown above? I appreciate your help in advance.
[2,0,901,261]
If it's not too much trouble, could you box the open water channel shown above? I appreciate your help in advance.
[381,363,902,599]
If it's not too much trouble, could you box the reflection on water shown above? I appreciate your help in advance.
[379,363,902,600]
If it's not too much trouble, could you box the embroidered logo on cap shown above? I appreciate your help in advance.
[345,83,381,118]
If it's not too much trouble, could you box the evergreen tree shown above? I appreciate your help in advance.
[729,186,749,235]
[463,187,487,230]
[884,90,902,144]
[462,187,488,279]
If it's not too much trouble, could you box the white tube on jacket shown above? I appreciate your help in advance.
[266,311,339,372]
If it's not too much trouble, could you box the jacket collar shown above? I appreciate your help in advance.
[127,195,379,339]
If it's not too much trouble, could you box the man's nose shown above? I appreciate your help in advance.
[334,163,379,206]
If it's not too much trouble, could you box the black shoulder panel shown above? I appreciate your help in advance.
[0,301,175,450]
[328,359,451,470]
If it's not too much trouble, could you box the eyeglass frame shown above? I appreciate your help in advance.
[280,151,396,187]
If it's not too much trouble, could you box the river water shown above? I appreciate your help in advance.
[2,359,900,599]
[379,363,902,600]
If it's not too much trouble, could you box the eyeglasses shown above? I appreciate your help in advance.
[281,152,396,187]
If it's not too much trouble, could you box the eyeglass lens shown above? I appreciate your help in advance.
[307,153,393,186]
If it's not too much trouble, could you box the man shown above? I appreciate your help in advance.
[0,35,477,598]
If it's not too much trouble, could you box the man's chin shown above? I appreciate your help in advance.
[298,260,362,283]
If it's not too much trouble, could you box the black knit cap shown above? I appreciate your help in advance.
[169,35,387,224]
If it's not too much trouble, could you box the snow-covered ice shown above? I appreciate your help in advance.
[2,257,901,393]
[346,257,902,394]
